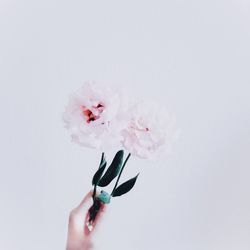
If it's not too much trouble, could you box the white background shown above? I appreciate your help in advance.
[0,0,250,249]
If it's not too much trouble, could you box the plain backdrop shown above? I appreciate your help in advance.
[0,0,250,249]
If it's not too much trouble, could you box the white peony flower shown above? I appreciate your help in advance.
[63,82,124,150]
[120,101,178,159]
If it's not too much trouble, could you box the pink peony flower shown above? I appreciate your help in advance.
[63,82,124,150]
[120,101,178,159]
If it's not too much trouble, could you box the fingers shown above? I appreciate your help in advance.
[84,201,106,236]
[67,191,107,250]
[68,191,106,236]
[74,191,93,217]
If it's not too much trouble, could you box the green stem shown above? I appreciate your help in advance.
[92,152,105,200]
[111,153,131,196]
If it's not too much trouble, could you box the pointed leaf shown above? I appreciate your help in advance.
[92,154,107,185]
[92,162,107,185]
[98,150,124,187]
[99,153,106,168]
[112,174,139,197]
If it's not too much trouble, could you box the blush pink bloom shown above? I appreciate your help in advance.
[63,82,124,150]
[121,101,178,159]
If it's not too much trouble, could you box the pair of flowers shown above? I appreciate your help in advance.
[63,82,177,159]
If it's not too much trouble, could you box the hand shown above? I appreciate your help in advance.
[66,191,105,250]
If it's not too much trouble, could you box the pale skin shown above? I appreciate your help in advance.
[66,191,105,250]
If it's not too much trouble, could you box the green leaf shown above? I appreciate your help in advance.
[92,162,106,185]
[92,154,107,185]
[99,153,106,168]
[112,174,139,197]
[98,150,124,187]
